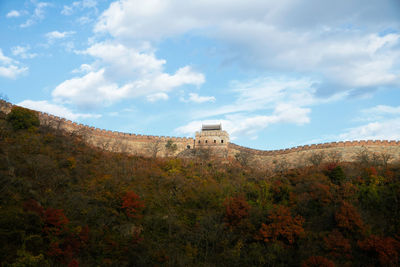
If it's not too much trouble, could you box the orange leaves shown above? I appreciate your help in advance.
[223,195,250,228]
[23,199,44,217]
[324,229,352,259]
[259,205,304,245]
[301,256,335,267]
[358,235,400,266]
[334,201,364,234]
[44,208,69,235]
[122,191,145,218]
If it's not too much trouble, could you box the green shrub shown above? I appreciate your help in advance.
[6,107,40,130]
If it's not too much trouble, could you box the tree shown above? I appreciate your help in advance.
[324,229,351,259]
[307,151,325,167]
[146,139,162,158]
[6,106,40,130]
[259,205,305,245]
[235,151,253,167]
[358,235,400,266]
[224,195,250,228]
[301,256,335,267]
[122,191,145,218]
[165,140,177,157]
[334,201,364,234]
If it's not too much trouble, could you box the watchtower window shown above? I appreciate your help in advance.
[214,140,216,143]
[205,140,208,143]
[221,140,224,143]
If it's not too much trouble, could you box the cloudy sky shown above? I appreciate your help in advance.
[1,0,400,149]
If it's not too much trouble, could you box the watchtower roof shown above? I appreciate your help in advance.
[202,124,221,131]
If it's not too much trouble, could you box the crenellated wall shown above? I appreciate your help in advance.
[0,100,194,157]
[1,100,400,165]
[229,141,400,168]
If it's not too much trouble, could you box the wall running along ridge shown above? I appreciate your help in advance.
[1,100,400,167]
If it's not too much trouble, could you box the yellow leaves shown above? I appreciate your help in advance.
[67,157,76,169]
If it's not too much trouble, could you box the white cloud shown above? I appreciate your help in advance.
[0,49,13,64]
[0,49,28,79]
[94,0,400,96]
[176,104,311,140]
[52,69,130,108]
[52,41,205,108]
[83,41,165,78]
[18,100,101,121]
[0,65,28,79]
[175,76,324,139]
[333,104,400,141]
[338,119,400,141]
[11,45,37,59]
[185,93,216,103]
[20,2,50,28]
[6,10,21,18]
[194,76,318,119]
[146,92,168,102]
[46,31,75,42]
[364,105,400,115]
[72,63,93,74]
[61,0,97,15]
[53,64,204,108]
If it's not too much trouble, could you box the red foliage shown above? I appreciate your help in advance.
[358,235,400,266]
[309,183,332,205]
[48,242,64,258]
[365,167,378,176]
[23,199,44,216]
[338,182,358,201]
[122,191,145,218]
[334,201,364,234]
[79,225,90,244]
[68,259,79,267]
[324,229,352,259]
[324,163,338,172]
[44,208,69,235]
[224,195,250,228]
[301,256,335,267]
[259,205,305,245]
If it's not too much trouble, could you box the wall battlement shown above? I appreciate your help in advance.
[1,100,399,166]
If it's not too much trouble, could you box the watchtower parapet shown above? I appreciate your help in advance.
[195,124,229,148]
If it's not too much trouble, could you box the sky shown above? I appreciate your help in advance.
[1,0,400,150]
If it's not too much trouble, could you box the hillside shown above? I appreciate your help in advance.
[1,107,400,266]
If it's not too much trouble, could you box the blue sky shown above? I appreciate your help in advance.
[1,0,400,149]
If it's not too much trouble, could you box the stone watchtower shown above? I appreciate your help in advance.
[195,124,229,149]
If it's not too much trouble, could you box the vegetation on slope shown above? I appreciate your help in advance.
[1,107,400,266]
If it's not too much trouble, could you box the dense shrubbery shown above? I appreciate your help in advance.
[0,109,400,266]
[6,106,40,130]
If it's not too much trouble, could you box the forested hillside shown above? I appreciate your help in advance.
[1,107,400,266]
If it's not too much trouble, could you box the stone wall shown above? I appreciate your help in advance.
[0,100,194,157]
[2,100,400,165]
[229,141,400,168]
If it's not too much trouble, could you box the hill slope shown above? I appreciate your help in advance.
[1,107,400,266]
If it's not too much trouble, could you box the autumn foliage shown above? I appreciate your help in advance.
[122,191,145,218]
[324,229,352,259]
[301,256,335,267]
[224,195,250,228]
[2,108,400,266]
[334,201,365,233]
[358,235,400,266]
[259,205,305,245]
